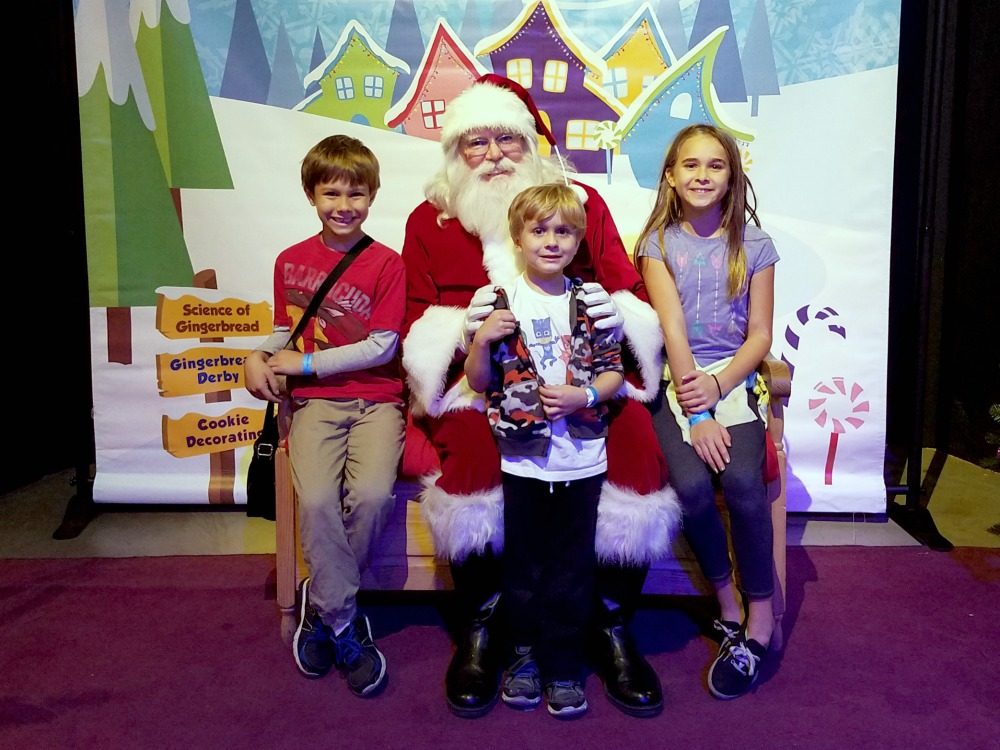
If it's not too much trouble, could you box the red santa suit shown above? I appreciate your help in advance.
[402,180,679,563]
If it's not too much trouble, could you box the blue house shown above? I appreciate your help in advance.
[616,27,753,189]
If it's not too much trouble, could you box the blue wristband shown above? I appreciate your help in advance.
[302,353,314,376]
[688,411,712,426]
[585,385,599,408]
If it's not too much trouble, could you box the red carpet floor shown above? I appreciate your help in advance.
[1,547,997,749]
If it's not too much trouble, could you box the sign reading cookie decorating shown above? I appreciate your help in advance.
[162,407,265,458]
[155,287,271,458]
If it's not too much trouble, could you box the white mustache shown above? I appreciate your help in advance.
[474,157,519,177]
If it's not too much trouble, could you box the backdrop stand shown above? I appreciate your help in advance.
[52,468,99,540]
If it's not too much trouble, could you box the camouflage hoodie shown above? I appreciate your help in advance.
[485,281,623,458]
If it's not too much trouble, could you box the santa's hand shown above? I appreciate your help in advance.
[461,285,499,352]
[580,282,623,336]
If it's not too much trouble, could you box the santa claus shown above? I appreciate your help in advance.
[402,75,679,717]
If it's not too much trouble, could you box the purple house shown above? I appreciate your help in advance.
[474,0,623,174]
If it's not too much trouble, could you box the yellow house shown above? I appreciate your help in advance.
[591,3,676,107]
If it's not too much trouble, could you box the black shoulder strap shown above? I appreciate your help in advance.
[285,234,374,350]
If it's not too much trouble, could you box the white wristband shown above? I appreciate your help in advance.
[585,385,599,408]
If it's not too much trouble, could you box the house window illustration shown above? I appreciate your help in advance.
[335,77,355,100]
[670,93,692,119]
[543,60,568,93]
[603,67,628,98]
[364,75,384,99]
[565,120,600,151]
[421,99,445,129]
[506,59,533,88]
[642,74,656,90]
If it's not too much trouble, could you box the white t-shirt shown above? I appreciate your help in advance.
[499,275,607,481]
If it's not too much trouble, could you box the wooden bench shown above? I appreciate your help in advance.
[275,358,790,650]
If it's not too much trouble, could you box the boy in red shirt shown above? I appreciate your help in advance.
[245,135,405,697]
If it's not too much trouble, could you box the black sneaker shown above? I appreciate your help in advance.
[708,619,766,700]
[334,613,387,697]
[544,680,588,718]
[293,577,335,678]
[501,646,541,709]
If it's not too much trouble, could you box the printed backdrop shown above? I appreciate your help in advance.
[76,0,901,512]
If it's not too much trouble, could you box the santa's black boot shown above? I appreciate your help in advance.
[445,551,502,718]
[591,563,663,717]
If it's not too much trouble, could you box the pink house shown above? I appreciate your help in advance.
[384,19,487,140]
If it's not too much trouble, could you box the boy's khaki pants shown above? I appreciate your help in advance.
[288,398,404,632]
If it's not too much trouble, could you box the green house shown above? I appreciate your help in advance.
[299,20,410,128]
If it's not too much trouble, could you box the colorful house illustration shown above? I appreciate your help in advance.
[616,27,754,190]
[475,0,623,174]
[592,3,677,107]
[298,20,409,128]
[384,19,487,140]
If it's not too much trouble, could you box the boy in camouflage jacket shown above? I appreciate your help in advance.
[464,184,625,719]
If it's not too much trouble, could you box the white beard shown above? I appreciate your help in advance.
[449,157,544,245]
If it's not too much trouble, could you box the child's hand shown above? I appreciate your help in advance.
[245,351,284,402]
[539,384,588,420]
[472,310,516,347]
[678,370,721,413]
[690,419,731,473]
[267,349,306,376]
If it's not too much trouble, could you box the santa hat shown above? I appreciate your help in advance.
[440,74,557,152]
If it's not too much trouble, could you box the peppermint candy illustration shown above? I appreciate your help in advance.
[782,304,847,382]
[808,377,869,485]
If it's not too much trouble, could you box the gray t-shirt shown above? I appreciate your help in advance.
[637,223,779,364]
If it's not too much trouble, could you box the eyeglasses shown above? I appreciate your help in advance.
[461,133,523,157]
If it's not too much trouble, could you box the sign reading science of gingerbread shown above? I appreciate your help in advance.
[162,407,266,458]
[155,289,270,339]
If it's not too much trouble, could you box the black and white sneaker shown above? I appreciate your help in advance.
[708,619,766,700]
[501,646,541,709]
[544,680,588,718]
[293,577,335,678]
[334,614,387,697]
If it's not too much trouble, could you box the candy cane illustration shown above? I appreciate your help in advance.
[782,305,847,382]
[808,377,869,484]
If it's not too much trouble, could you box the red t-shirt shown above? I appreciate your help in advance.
[272,234,405,403]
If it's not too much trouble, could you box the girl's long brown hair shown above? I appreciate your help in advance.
[634,124,759,299]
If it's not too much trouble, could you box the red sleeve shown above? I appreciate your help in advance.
[401,203,439,338]
[369,248,406,334]
[272,251,290,329]
[577,182,649,303]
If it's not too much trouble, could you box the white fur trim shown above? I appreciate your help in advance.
[614,290,663,403]
[440,81,537,151]
[420,473,504,561]
[482,236,520,287]
[595,481,681,564]
[570,184,589,204]
[402,305,484,417]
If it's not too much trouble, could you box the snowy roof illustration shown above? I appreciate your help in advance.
[385,18,486,131]
[304,20,410,89]
[597,2,676,68]
[475,0,613,104]
[617,27,751,141]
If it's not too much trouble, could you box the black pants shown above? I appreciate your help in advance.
[502,472,602,682]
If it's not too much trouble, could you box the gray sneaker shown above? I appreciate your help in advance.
[334,614,387,697]
[544,680,588,718]
[501,646,541,709]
